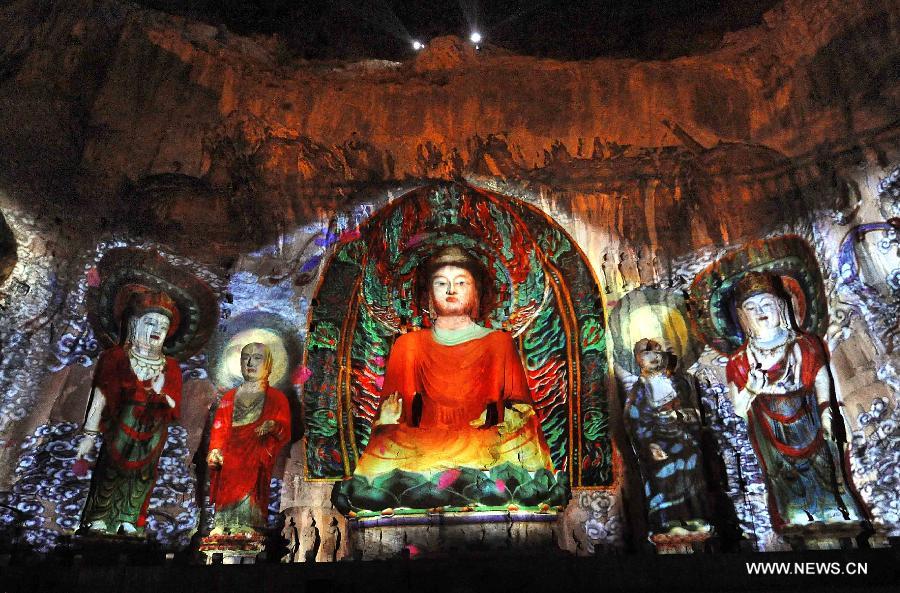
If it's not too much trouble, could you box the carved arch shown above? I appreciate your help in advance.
[302,182,614,488]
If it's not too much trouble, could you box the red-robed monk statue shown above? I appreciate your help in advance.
[207,343,291,534]
[350,246,553,495]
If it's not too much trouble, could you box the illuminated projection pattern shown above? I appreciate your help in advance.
[0,423,197,550]
[302,183,612,497]
[0,241,223,549]
[837,220,900,352]
[851,394,900,536]
[608,288,702,377]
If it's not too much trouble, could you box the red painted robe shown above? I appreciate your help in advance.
[726,332,862,529]
[208,386,291,512]
[82,345,182,528]
[353,329,553,477]
[726,333,827,461]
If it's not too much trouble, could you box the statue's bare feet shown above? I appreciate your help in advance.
[87,520,108,533]
[120,522,138,535]
[686,519,711,532]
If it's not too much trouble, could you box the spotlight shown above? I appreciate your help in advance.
[469,32,482,44]
[412,40,424,51]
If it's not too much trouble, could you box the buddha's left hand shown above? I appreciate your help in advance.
[374,393,402,426]
[496,403,536,435]
[255,419,277,438]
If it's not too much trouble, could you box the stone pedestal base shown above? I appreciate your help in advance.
[67,532,166,564]
[348,511,561,560]
[867,528,892,548]
[199,533,266,564]
[781,521,864,550]
[649,530,714,554]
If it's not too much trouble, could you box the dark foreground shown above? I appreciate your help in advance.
[1,548,898,593]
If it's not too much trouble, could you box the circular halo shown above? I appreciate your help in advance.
[216,328,289,389]
[609,288,700,375]
[625,305,689,352]
[205,310,302,393]
[687,235,827,354]
[358,185,548,333]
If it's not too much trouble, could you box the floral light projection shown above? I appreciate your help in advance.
[0,242,222,549]
[216,328,290,389]
[1,422,197,550]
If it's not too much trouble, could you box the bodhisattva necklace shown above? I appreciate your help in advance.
[749,329,796,359]
[128,349,166,381]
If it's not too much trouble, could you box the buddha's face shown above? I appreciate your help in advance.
[739,292,787,339]
[240,343,270,382]
[430,265,478,318]
[635,341,667,374]
[130,312,170,351]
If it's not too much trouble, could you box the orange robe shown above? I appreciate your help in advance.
[353,329,553,477]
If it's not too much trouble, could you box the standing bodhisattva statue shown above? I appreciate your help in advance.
[77,290,183,535]
[725,272,864,530]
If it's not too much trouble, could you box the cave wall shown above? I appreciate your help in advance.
[0,0,898,559]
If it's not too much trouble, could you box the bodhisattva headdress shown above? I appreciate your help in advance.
[734,271,789,306]
[90,247,219,358]
[734,271,793,338]
[115,287,181,341]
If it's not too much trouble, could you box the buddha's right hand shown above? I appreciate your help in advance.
[374,393,402,426]
[207,448,224,468]
[733,388,755,420]
[76,434,96,459]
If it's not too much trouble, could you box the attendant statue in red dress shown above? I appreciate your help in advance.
[76,290,183,536]
[342,246,555,513]
[725,272,864,532]
[207,343,291,534]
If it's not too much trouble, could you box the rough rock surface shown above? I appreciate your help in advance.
[0,211,15,285]
[0,0,897,265]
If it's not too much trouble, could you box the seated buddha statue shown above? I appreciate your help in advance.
[339,246,557,514]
